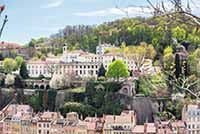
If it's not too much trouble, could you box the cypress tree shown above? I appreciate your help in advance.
[20,61,29,79]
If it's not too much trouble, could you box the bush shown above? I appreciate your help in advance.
[97,76,106,81]
[59,102,96,118]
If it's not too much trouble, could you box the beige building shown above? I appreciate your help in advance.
[37,112,63,134]
[103,110,136,134]
[182,104,200,134]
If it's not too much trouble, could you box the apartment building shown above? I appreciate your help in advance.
[182,104,200,134]
[103,110,136,134]
[37,112,63,134]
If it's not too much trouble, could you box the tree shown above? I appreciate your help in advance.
[15,56,24,69]
[19,62,29,79]
[49,73,73,90]
[49,75,64,90]
[27,93,40,112]
[106,59,129,80]
[98,64,106,77]
[3,58,17,73]
[59,102,95,118]
[126,43,156,74]
[5,74,15,87]
[172,26,186,42]
[175,54,181,78]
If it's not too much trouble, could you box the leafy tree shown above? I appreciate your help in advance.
[172,26,186,42]
[60,102,95,118]
[126,43,156,72]
[98,64,106,77]
[188,48,200,75]
[50,73,73,90]
[19,62,29,79]
[139,73,168,97]
[3,58,17,73]
[128,24,153,45]
[40,46,48,56]
[28,38,37,47]
[163,46,175,72]
[27,93,40,112]
[106,59,129,80]
[5,74,15,87]
[15,56,24,69]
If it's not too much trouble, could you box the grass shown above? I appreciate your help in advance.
[67,87,86,93]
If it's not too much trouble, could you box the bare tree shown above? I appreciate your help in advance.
[0,5,8,39]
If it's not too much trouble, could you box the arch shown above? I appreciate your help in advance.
[40,85,45,89]
[34,85,39,89]
[46,85,50,89]
[122,87,128,94]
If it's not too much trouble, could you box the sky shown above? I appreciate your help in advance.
[0,0,200,45]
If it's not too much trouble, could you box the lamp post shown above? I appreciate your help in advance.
[0,5,8,39]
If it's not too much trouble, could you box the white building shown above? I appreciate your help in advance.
[27,45,157,79]
[27,60,101,78]
[96,43,117,55]
[182,104,200,134]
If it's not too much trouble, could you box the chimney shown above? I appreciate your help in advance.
[155,122,159,133]
[144,123,148,134]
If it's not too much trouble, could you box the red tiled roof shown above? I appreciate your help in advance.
[0,41,22,50]
[132,124,156,133]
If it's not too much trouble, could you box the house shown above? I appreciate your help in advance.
[103,110,136,134]
[182,104,200,134]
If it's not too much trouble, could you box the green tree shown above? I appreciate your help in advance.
[98,64,106,77]
[27,93,40,112]
[3,58,17,73]
[172,26,186,42]
[19,62,29,79]
[15,56,24,69]
[106,59,130,80]
[60,102,95,117]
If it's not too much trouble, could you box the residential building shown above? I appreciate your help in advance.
[27,60,101,78]
[37,112,63,134]
[182,104,200,134]
[132,123,156,134]
[103,110,136,134]
[96,43,117,55]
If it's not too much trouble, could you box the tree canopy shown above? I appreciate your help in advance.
[106,59,130,80]
[3,58,17,73]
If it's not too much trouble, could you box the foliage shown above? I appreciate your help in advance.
[19,62,29,79]
[98,64,106,77]
[60,102,96,117]
[3,58,17,73]
[172,26,186,42]
[15,56,24,69]
[5,74,15,86]
[67,87,86,93]
[126,43,156,70]
[139,73,168,97]
[106,59,129,80]
[27,93,40,112]
[85,81,123,116]
[50,73,73,90]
